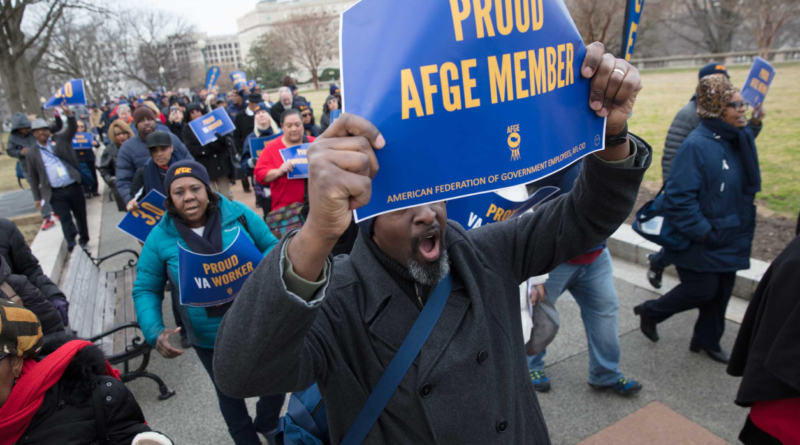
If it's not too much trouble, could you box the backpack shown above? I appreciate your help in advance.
[632,186,690,251]
[276,274,453,445]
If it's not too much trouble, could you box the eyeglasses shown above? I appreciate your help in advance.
[301,113,311,118]
[727,101,748,111]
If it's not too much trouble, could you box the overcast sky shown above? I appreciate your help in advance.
[132,0,259,36]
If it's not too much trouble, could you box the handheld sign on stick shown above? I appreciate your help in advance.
[43,79,87,109]
[341,0,606,222]
[741,57,775,110]
[71,132,94,150]
[188,108,236,146]
[206,66,221,90]
[117,191,167,243]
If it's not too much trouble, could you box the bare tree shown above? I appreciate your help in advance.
[739,0,800,58]
[274,11,338,90]
[43,10,121,104]
[112,8,196,91]
[0,0,100,114]
[663,0,742,54]
[245,31,296,89]
[565,0,626,54]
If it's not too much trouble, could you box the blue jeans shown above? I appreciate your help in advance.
[527,249,624,386]
[195,347,286,445]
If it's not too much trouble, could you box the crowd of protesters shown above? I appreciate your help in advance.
[1,42,797,445]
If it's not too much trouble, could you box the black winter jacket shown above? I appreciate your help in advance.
[181,124,233,181]
[18,334,152,445]
[0,218,67,305]
[0,254,64,335]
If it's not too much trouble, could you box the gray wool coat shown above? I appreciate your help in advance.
[214,137,652,444]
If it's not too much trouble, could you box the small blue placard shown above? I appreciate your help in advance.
[741,57,775,107]
[44,79,87,109]
[188,107,236,146]
[116,190,167,243]
[249,132,283,159]
[447,186,559,230]
[279,143,310,179]
[330,109,341,126]
[71,132,93,149]
[231,71,247,91]
[178,228,265,307]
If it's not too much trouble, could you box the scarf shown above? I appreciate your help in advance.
[0,340,120,445]
[173,208,223,255]
[700,119,761,194]
[144,151,184,196]
[363,233,432,307]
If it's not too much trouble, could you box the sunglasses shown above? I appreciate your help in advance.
[301,113,311,117]
[727,101,748,111]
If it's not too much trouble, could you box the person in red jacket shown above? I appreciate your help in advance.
[254,108,314,211]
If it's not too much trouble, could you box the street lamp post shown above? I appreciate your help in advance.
[158,66,166,91]
[39,96,46,119]
[198,39,208,75]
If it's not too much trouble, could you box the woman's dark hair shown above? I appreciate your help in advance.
[281,108,301,126]
[165,183,220,225]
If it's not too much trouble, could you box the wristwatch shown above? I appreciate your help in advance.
[605,123,629,147]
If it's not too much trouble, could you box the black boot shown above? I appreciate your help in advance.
[633,305,659,342]
[646,253,664,289]
[689,340,729,364]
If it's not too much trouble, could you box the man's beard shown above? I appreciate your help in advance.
[407,240,450,286]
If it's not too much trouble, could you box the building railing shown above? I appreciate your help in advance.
[631,48,800,71]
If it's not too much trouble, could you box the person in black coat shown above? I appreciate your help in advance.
[0,218,69,326]
[233,93,264,194]
[0,253,64,336]
[181,104,234,200]
[727,234,800,444]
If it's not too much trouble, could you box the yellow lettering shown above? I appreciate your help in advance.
[528,48,546,95]
[203,263,211,275]
[495,0,513,35]
[557,44,566,89]
[440,62,462,112]
[625,22,638,61]
[515,0,530,32]
[566,43,574,85]
[461,59,481,108]
[473,0,495,38]
[546,46,557,92]
[211,276,222,287]
[486,204,498,217]
[532,0,544,30]
[209,263,219,274]
[401,69,424,120]
[449,0,471,42]
[488,54,514,104]
[493,207,505,221]
[420,64,439,116]
[513,51,529,100]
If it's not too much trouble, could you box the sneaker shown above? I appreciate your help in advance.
[51,213,60,221]
[589,377,643,396]
[41,218,56,231]
[646,254,663,289]
[529,370,551,392]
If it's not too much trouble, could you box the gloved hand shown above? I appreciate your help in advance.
[51,297,70,326]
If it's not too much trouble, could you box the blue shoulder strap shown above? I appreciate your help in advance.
[340,273,452,445]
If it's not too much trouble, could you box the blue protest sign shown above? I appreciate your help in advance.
[230,71,247,90]
[188,107,236,146]
[249,132,283,159]
[178,228,264,307]
[447,186,559,230]
[71,132,94,149]
[342,0,606,222]
[741,57,775,107]
[116,190,167,243]
[279,143,310,179]
[330,109,341,126]
[206,66,221,90]
[622,0,645,61]
[44,79,87,109]
[247,79,257,90]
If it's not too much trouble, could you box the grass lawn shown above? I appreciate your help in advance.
[629,63,800,217]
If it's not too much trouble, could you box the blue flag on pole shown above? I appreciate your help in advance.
[279,144,310,179]
[71,132,94,149]
[230,71,247,90]
[178,228,265,307]
[43,79,87,109]
[188,107,236,146]
[622,0,645,61]
[741,57,775,107]
[341,0,606,222]
[447,186,559,230]
[249,132,283,159]
[116,191,167,243]
[206,66,221,90]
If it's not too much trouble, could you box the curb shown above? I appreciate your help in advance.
[607,224,768,301]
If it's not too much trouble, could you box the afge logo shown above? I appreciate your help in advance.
[175,167,192,175]
[507,124,521,161]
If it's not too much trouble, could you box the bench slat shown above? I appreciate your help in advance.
[124,268,136,349]
[70,251,93,335]
[102,271,117,356]
[61,251,81,327]
[78,257,99,339]
[113,272,126,357]
[91,271,108,352]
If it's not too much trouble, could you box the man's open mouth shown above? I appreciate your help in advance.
[417,230,440,262]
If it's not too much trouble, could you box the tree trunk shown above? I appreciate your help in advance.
[0,56,24,113]
[312,67,319,90]
[17,58,44,116]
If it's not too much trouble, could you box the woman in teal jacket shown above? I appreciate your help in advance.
[132,160,281,445]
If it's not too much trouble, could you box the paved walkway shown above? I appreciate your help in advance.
[93,184,748,444]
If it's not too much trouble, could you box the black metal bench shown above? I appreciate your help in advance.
[60,248,175,400]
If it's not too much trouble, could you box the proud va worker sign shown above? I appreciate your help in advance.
[341,0,606,222]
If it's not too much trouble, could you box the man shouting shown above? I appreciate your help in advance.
[214,42,650,444]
